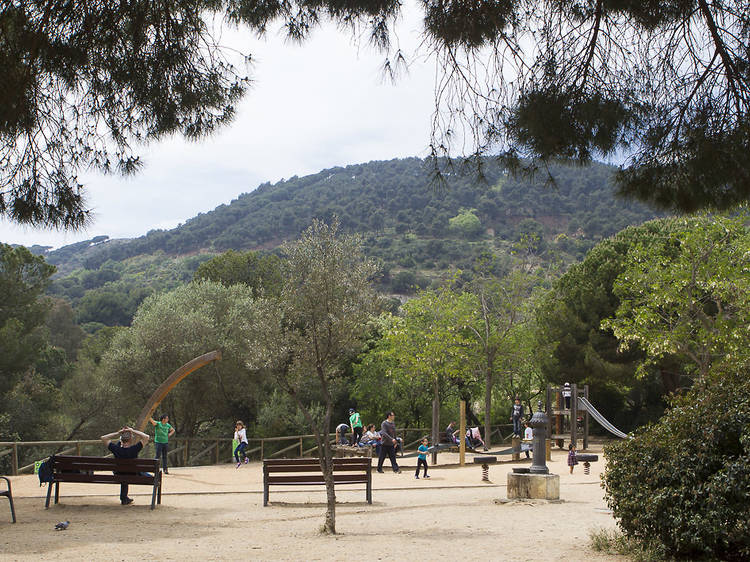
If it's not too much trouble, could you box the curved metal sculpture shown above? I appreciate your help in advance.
[135,350,222,432]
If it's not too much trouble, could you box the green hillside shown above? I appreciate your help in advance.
[39,157,664,328]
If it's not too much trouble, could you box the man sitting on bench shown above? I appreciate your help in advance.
[100,426,150,505]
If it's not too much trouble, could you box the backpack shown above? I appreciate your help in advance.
[38,456,55,486]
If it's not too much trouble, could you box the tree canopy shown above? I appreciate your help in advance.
[2,1,747,227]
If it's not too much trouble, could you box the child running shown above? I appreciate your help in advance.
[415,437,430,479]
[568,442,578,474]
[234,420,249,468]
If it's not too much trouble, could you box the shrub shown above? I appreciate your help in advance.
[602,367,750,560]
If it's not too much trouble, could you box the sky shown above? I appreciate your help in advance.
[0,7,437,249]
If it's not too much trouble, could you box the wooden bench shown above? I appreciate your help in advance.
[262,458,372,506]
[44,455,163,510]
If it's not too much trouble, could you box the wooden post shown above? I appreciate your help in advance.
[583,385,590,450]
[299,437,303,457]
[512,436,521,461]
[11,443,18,476]
[459,400,466,467]
[571,384,578,448]
[431,399,439,465]
[215,440,220,465]
[76,441,81,456]
[546,438,552,461]
[260,439,264,461]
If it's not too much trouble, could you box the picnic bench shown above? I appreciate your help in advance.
[44,455,163,510]
[262,457,372,506]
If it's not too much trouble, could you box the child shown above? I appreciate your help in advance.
[148,413,175,474]
[568,442,578,474]
[415,438,430,479]
[234,420,249,468]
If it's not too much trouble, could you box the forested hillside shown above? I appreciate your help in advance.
[38,157,663,328]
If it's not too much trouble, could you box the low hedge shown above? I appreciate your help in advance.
[602,367,750,560]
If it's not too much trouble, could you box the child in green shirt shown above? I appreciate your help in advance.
[148,414,175,474]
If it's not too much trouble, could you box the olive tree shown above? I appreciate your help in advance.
[245,219,379,534]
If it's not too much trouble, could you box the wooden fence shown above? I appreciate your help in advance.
[0,425,513,476]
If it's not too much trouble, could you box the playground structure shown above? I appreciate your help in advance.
[546,383,629,449]
[135,350,222,433]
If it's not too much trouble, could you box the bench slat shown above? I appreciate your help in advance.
[267,474,370,484]
[264,464,371,473]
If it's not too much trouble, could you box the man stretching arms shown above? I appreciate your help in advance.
[100,426,150,505]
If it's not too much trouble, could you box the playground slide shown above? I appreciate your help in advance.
[578,396,630,439]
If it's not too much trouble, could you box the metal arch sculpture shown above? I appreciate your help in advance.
[135,350,222,432]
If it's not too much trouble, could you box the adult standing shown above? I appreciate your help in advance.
[148,414,175,474]
[100,426,150,505]
[349,408,363,445]
[377,411,401,474]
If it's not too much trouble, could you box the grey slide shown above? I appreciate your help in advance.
[578,397,630,439]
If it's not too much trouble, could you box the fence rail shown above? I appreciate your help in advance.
[0,424,513,476]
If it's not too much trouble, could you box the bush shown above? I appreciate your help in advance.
[602,367,750,560]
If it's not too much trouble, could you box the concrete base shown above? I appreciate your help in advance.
[507,472,560,500]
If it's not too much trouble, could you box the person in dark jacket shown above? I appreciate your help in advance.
[377,411,401,474]
[100,426,150,505]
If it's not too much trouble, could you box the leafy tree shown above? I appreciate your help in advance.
[193,249,282,296]
[102,280,261,437]
[603,214,750,381]
[534,219,683,431]
[60,327,124,440]
[449,208,483,238]
[467,267,535,446]
[381,285,478,451]
[45,297,86,361]
[0,243,55,395]
[421,0,750,212]
[0,0,399,227]
[246,219,379,534]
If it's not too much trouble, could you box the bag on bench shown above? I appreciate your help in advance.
[38,456,55,487]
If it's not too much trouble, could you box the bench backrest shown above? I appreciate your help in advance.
[52,455,159,474]
[264,458,370,471]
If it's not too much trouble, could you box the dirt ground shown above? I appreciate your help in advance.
[1,443,624,561]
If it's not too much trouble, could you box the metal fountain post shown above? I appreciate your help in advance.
[529,401,549,475]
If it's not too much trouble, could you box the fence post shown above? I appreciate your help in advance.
[260,439,264,461]
[11,443,18,476]
[215,440,220,465]
[76,441,81,456]
[299,437,303,457]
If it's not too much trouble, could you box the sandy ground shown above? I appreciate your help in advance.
[0,443,623,561]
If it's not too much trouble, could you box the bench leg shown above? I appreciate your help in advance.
[366,479,372,504]
[6,494,16,523]
[54,482,60,505]
[157,473,162,505]
[151,482,157,510]
[45,483,52,509]
[263,483,268,507]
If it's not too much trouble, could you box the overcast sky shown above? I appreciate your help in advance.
[0,7,436,249]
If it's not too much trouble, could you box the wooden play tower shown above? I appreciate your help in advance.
[545,383,589,450]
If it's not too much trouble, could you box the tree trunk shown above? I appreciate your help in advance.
[431,378,440,464]
[322,460,336,534]
[484,358,493,447]
[321,395,336,534]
